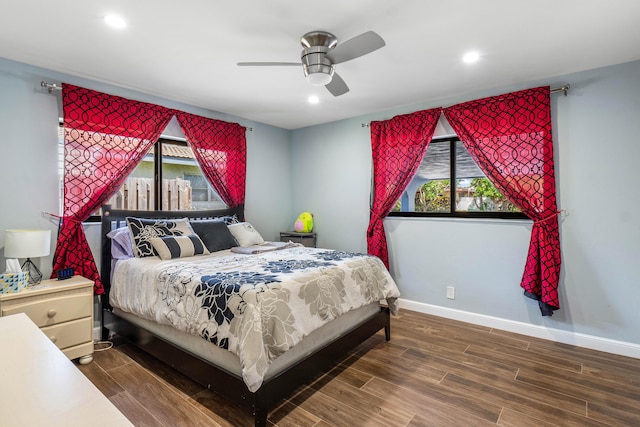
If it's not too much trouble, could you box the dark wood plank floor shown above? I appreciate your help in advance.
[78,310,640,426]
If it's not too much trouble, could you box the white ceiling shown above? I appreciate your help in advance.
[2,1,640,130]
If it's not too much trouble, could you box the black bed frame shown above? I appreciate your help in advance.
[100,204,391,427]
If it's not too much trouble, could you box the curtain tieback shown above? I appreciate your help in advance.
[533,210,564,224]
[42,212,83,224]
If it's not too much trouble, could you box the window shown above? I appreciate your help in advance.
[107,137,225,211]
[389,136,526,219]
[59,131,225,216]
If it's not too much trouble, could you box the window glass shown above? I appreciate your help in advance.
[454,141,520,213]
[108,140,225,211]
[390,137,524,218]
[58,119,227,216]
[414,142,450,213]
[160,142,225,210]
[109,148,155,210]
[59,130,225,214]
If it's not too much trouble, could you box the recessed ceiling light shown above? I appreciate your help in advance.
[462,51,480,63]
[104,14,126,29]
[308,95,320,104]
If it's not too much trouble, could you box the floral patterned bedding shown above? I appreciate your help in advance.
[110,246,400,392]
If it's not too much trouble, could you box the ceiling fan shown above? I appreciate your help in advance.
[237,30,385,97]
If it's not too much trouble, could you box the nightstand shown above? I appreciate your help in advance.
[280,231,317,247]
[0,275,94,364]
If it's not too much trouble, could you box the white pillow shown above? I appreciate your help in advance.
[227,222,265,247]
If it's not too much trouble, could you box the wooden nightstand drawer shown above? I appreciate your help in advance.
[41,317,92,350]
[1,293,92,327]
[0,275,95,364]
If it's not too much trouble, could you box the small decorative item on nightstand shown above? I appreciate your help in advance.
[293,212,314,233]
[0,271,29,294]
[57,268,75,280]
[4,229,51,285]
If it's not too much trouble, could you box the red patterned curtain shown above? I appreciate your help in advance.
[367,108,441,267]
[443,87,561,315]
[53,84,173,294]
[175,111,247,208]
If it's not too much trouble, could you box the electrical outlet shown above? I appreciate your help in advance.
[446,286,455,300]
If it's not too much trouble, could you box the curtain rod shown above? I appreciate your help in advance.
[40,81,253,131]
[550,84,570,95]
[41,81,61,93]
[44,81,571,96]
[361,84,571,127]
[44,79,569,131]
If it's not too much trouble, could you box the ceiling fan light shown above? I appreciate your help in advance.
[306,72,332,86]
[104,14,126,29]
[463,51,480,63]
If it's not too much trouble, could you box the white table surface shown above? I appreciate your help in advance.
[0,313,133,427]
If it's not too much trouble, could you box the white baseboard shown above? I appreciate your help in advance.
[399,298,640,360]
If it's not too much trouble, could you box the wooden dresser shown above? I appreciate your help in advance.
[0,313,133,426]
[0,275,94,364]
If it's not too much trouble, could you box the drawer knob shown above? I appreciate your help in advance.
[47,309,57,318]
[49,336,57,343]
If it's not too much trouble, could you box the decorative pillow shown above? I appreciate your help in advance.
[106,226,134,260]
[212,214,240,225]
[149,234,209,260]
[126,217,195,258]
[190,220,238,253]
[227,222,265,247]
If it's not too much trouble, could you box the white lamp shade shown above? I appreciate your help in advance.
[4,229,51,258]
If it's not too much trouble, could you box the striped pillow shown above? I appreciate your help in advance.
[149,234,209,260]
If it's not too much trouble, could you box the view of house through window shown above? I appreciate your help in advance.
[391,137,524,218]
[107,138,225,211]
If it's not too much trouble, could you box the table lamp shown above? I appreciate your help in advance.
[4,229,51,285]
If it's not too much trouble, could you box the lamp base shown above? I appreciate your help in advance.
[21,258,43,285]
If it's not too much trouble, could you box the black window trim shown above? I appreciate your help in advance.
[387,136,529,220]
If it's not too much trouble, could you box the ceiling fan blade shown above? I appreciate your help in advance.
[237,62,301,66]
[325,72,349,97]
[325,31,385,64]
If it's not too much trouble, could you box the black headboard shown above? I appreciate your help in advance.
[100,204,245,310]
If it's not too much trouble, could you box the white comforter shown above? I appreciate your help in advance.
[110,246,400,392]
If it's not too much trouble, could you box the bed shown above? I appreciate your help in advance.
[100,205,399,426]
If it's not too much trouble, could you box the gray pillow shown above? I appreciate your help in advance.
[190,220,238,252]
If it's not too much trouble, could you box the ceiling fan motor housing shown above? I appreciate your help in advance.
[300,31,337,86]
[301,46,335,85]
